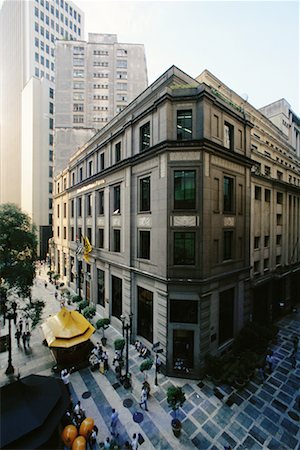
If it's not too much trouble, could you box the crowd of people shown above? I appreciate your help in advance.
[14,317,31,351]
[88,342,109,373]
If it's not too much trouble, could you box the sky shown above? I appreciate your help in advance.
[73,0,300,114]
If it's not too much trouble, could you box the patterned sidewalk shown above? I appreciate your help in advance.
[0,269,299,449]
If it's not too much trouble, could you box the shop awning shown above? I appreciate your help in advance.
[41,307,95,348]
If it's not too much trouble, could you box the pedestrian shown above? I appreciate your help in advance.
[61,368,72,395]
[103,351,109,372]
[22,332,27,349]
[139,386,148,411]
[291,353,297,369]
[131,433,139,450]
[96,342,103,358]
[156,355,162,373]
[88,426,97,450]
[103,437,111,450]
[44,281,48,289]
[18,318,23,334]
[258,364,266,382]
[25,318,30,331]
[55,291,58,300]
[15,329,21,347]
[110,408,119,437]
[266,351,274,374]
[25,330,31,347]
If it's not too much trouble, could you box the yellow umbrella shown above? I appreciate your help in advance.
[41,307,95,348]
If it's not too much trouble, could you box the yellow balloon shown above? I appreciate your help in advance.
[61,424,78,448]
[79,417,94,438]
[72,435,86,450]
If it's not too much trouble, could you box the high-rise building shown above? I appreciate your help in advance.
[0,0,84,257]
[54,33,148,175]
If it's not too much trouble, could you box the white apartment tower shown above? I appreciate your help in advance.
[0,0,84,257]
[54,33,148,174]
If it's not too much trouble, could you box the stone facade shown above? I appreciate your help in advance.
[53,66,254,378]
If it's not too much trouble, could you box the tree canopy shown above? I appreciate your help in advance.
[0,203,37,298]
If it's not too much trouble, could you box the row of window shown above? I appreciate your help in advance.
[35,38,55,57]
[35,0,81,22]
[254,235,282,249]
[255,186,284,203]
[253,256,282,273]
[35,67,54,81]
[34,53,55,71]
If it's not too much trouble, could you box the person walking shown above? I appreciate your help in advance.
[110,408,119,437]
[139,386,148,411]
[25,330,31,348]
[131,433,139,450]
[15,329,21,347]
[103,351,109,372]
[18,318,23,334]
[88,426,97,450]
[61,368,73,395]
[266,351,274,374]
[22,331,27,350]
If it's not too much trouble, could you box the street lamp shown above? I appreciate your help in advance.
[120,313,133,388]
[5,301,17,375]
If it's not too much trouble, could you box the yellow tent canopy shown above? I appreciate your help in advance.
[41,307,95,348]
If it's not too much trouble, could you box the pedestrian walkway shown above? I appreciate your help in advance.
[0,267,299,449]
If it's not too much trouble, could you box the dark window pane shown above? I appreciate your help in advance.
[115,142,121,162]
[170,300,198,323]
[98,228,104,248]
[174,170,196,209]
[97,269,105,306]
[140,177,150,212]
[139,230,150,259]
[223,230,233,260]
[219,288,234,345]
[140,122,150,152]
[114,185,120,212]
[174,232,195,265]
[173,329,194,370]
[98,191,104,215]
[223,176,234,213]
[113,229,120,252]
[177,110,192,140]
[137,286,153,343]
[112,275,122,318]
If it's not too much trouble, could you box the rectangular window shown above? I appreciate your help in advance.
[223,230,233,260]
[97,269,105,306]
[87,194,92,216]
[254,236,260,249]
[174,232,195,265]
[265,189,271,202]
[63,202,66,218]
[139,177,150,212]
[219,288,234,345]
[87,227,92,244]
[111,276,122,319]
[277,214,282,225]
[277,192,283,204]
[114,185,120,213]
[276,235,282,246]
[49,182,53,193]
[255,186,261,200]
[170,300,198,324]
[49,118,53,129]
[88,160,93,177]
[224,122,234,150]
[71,199,74,217]
[49,166,53,178]
[223,176,234,212]
[78,197,82,216]
[174,170,196,209]
[98,228,104,248]
[71,227,74,241]
[177,110,192,140]
[113,229,120,252]
[63,227,67,240]
[57,204,60,218]
[264,165,271,176]
[49,87,54,99]
[57,226,60,237]
[115,142,121,162]
[98,191,104,215]
[264,235,270,247]
[100,152,105,170]
[139,230,150,259]
[140,122,150,152]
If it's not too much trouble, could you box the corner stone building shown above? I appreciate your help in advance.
[53,66,254,378]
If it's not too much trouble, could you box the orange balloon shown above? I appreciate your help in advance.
[61,425,78,448]
[79,417,94,438]
[72,435,86,450]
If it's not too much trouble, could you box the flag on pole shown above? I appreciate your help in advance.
[83,236,92,262]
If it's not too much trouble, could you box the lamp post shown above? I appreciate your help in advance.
[120,313,133,388]
[5,302,17,375]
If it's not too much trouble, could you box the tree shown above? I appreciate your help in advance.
[0,203,38,374]
[0,203,37,297]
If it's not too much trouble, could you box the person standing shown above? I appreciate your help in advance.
[15,329,21,347]
[61,368,72,395]
[103,351,109,372]
[18,318,23,334]
[131,433,139,450]
[103,437,111,449]
[266,351,274,374]
[139,386,148,411]
[110,408,119,437]
[25,330,31,348]
[88,426,97,450]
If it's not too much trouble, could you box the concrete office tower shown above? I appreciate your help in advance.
[0,0,84,257]
[54,33,148,174]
